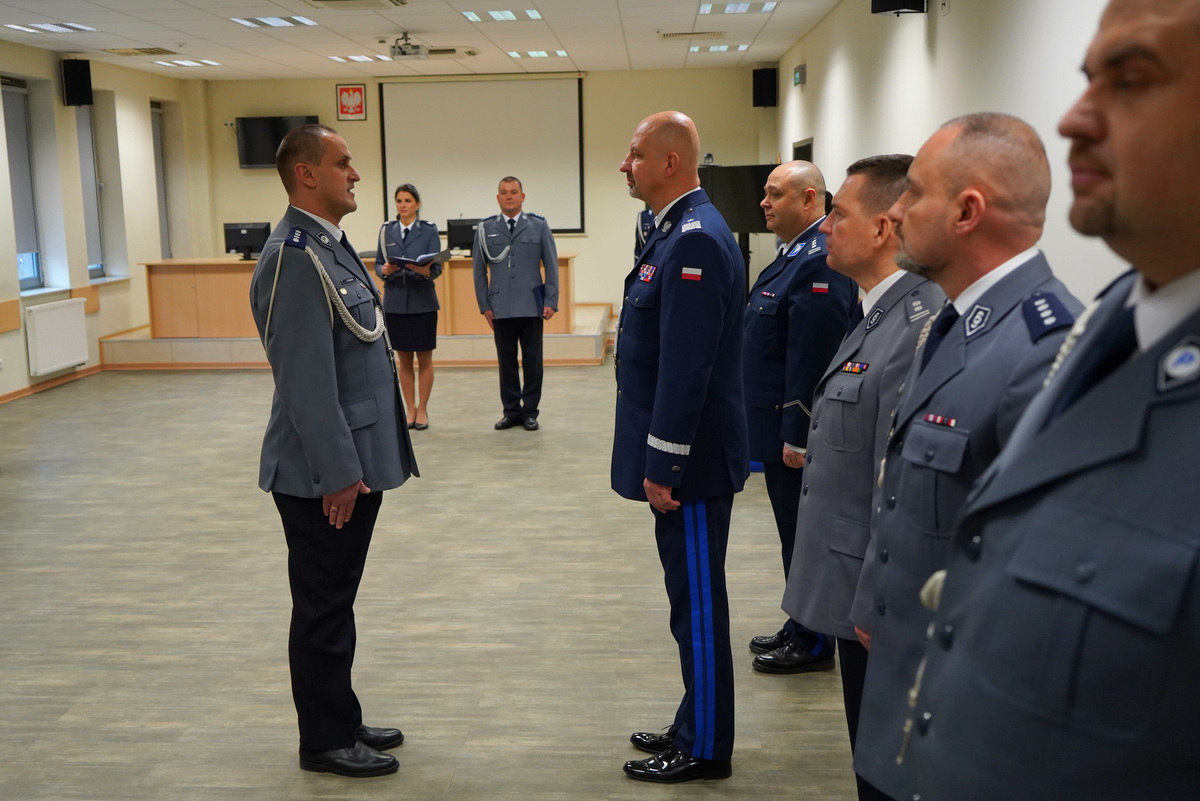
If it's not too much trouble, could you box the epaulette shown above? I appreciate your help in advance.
[285,227,307,249]
[418,219,436,227]
[1022,291,1076,342]
[1094,268,1137,301]
[527,212,546,220]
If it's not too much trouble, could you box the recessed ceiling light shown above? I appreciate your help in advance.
[724,3,751,13]
[689,45,700,52]
[737,44,749,50]
[229,16,319,28]
[328,56,347,62]
[174,60,202,66]
[347,55,372,62]
[292,16,318,26]
[762,2,778,10]
[153,61,176,67]
[507,51,521,58]
[200,59,221,66]
[709,44,729,51]
[528,50,547,57]
[259,17,291,27]
[230,18,257,27]
[376,54,392,61]
[489,10,518,21]
[463,11,482,21]
[526,9,542,19]
[556,50,567,57]
[29,23,75,33]
[699,4,712,13]
[3,24,41,34]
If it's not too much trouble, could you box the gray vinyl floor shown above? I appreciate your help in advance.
[0,364,856,801]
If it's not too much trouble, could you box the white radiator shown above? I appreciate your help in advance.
[26,298,89,376]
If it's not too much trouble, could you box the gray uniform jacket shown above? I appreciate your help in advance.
[374,218,443,315]
[852,253,1081,800]
[250,206,418,498]
[905,271,1200,801]
[782,272,944,640]
[472,212,558,319]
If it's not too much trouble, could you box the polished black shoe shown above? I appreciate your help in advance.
[298,741,398,777]
[413,421,428,431]
[623,746,732,783]
[752,641,836,674]
[356,724,404,750]
[494,417,520,430]
[522,417,540,431]
[629,725,677,754]
[749,627,790,655]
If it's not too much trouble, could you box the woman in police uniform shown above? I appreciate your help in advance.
[375,183,442,430]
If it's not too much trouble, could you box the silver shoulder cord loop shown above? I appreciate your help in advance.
[477,218,511,264]
[261,243,386,347]
[1042,298,1102,387]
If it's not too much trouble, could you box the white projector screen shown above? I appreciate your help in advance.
[380,77,584,232]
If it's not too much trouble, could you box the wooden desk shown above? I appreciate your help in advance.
[143,258,258,338]
[366,252,576,336]
[144,253,575,340]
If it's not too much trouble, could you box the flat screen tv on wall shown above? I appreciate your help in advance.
[235,116,318,169]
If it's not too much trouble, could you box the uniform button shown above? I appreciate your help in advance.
[617,390,622,398]
[614,358,620,366]
[937,624,954,649]
[916,710,932,735]
[880,549,889,563]
[312,475,321,484]
[618,326,623,334]
[802,485,809,496]
[773,404,780,411]
[757,305,764,311]
[837,387,844,396]
[886,495,896,509]
[812,419,819,430]
[963,534,982,561]
[924,448,935,462]
[1075,562,1098,583]
[805,453,812,464]
[671,465,681,473]
[876,599,886,616]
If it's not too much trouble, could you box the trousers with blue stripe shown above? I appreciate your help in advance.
[653,493,735,761]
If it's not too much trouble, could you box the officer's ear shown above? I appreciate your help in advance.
[294,161,317,191]
[662,150,680,178]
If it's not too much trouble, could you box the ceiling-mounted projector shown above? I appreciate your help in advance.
[391,33,428,59]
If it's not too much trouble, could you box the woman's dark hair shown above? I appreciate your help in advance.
[394,183,421,220]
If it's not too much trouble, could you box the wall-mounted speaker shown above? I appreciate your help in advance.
[752,68,778,108]
[61,59,93,107]
[872,0,927,13]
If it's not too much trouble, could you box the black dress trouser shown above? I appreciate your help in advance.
[273,490,383,751]
[492,315,544,419]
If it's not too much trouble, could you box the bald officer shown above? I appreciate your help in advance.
[743,160,856,675]
[851,113,1082,801]
[249,124,417,778]
[613,111,746,784]
[903,2,1200,798]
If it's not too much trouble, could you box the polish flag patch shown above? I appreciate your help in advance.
[681,267,703,281]
[812,282,829,293]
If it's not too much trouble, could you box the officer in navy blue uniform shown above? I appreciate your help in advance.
[904,4,1200,798]
[633,204,655,259]
[744,160,857,675]
[613,111,747,784]
[249,125,416,778]
[851,114,1082,801]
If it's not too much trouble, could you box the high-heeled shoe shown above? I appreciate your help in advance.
[407,421,416,430]
[413,418,429,431]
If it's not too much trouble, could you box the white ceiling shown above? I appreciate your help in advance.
[0,0,838,81]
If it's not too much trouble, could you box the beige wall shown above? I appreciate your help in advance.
[204,68,768,312]
[0,42,208,398]
[773,0,1124,302]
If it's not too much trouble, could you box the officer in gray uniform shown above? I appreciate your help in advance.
[472,176,558,431]
[249,124,417,779]
[903,3,1200,798]
[781,154,942,801]
[850,114,1082,801]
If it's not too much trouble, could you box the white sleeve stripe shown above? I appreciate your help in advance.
[782,399,812,417]
[648,434,691,456]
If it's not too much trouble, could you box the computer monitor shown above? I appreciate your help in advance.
[224,222,271,260]
[446,218,481,252]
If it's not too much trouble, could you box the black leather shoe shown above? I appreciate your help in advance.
[629,725,677,754]
[522,417,539,431]
[749,628,790,655]
[494,417,519,430]
[752,641,836,674]
[623,746,732,783]
[356,724,404,750]
[298,741,398,777]
[413,420,428,431]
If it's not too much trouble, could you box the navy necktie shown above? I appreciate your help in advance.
[508,218,516,234]
[846,301,865,335]
[401,227,408,242]
[1047,305,1136,421]
[921,304,960,371]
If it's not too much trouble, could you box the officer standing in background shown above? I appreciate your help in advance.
[851,113,1082,801]
[743,160,857,675]
[612,110,747,784]
[249,124,417,778]
[473,176,558,431]
[904,2,1200,798]
[781,154,942,801]
[634,203,655,259]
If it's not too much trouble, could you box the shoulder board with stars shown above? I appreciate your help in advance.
[908,295,932,323]
[285,227,307,249]
[681,220,702,233]
[1022,292,1075,342]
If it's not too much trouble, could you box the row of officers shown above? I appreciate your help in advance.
[373,177,558,433]
[612,2,1199,791]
